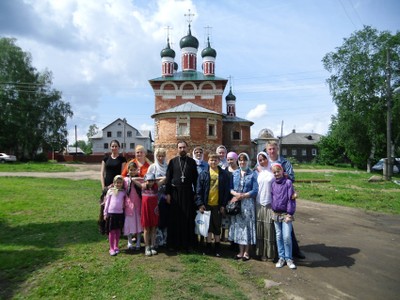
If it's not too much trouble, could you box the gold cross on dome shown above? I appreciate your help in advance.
[184,9,195,25]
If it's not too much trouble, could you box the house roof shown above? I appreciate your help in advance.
[101,118,131,131]
[152,101,221,117]
[281,131,323,145]
[66,146,85,154]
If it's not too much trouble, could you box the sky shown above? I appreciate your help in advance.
[0,0,399,144]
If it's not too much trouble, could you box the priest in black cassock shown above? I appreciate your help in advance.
[165,140,199,252]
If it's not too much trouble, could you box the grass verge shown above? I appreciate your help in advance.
[295,171,400,214]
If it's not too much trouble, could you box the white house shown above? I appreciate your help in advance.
[90,118,153,155]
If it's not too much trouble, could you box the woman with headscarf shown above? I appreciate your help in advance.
[216,145,229,170]
[221,151,239,242]
[227,151,239,173]
[192,146,209,174]
[255,151,276,262]
[146,148,169,247]
[228,152,258,261]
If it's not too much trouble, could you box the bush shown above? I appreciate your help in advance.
[33,153,48,162]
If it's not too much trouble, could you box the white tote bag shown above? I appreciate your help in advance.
[194,210,211,237]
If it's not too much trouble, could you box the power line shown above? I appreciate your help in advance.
[338,0,358,30]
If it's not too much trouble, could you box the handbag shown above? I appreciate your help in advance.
[225,200,241,215]
[194,210,211,237]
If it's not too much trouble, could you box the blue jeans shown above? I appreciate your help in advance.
[274,220,293,260]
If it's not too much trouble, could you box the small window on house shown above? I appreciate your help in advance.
[107,131,112,137]
[282,148,287,156]
[292,149,297,156]
[232,131,241,140]
[121,143,125,149]
[302,149,307,156]
[117,131,122,138]
[312,148,317,156]
[127,131,132,138]
[104,143,108,149]
[130,143,135,150]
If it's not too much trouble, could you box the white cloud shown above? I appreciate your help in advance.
[246,104,268,120]
[140,123,154,132]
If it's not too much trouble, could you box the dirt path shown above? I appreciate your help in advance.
[1,164,399,299]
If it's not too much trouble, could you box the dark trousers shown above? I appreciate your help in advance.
[292,228,300,256]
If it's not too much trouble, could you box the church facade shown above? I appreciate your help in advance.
[149,23,253,160]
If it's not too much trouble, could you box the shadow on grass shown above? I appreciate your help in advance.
[296,243,359,268]
[0,219,103,299]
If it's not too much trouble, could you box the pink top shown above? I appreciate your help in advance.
[104,189,126,217]
[124,178,141,216]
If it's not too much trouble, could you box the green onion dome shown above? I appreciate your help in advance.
[160,39,175,58]
[180,25,199,49]
[201,37,216,58]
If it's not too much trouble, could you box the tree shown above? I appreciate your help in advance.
[71,140,90,155]
[316,116,348,165]
[0,38,73,160]
[322,26,400,168]
[85,124,99,155]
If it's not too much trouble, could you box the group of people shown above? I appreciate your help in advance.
[99,139,303,269]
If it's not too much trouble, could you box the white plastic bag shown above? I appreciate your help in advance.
[194,210,211,237]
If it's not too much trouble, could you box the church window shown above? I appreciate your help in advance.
[208,124,215,136]
[176,116,190,137]
[232,131,241,140]
[207,118,217,139]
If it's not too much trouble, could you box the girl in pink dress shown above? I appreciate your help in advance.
[104,175,127,256]
[123,162,143,250]
[141,173,159,256]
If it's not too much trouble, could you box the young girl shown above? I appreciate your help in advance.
[104,175,127,256]
[123,162,143,250]
[271,164,296,269]
[146,148,168,247]
[141,173,159,256]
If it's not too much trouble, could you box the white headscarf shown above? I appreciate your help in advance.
[256,151,272,172]
[192,146,204,166]
[151,148,168,177]
[216,145,228,169]
[237,152,251,171]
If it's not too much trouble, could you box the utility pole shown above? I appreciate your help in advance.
[385,49,392,180]
[123,118,127,156]
[75,125,78,160]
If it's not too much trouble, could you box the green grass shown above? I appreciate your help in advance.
[0,162,76,172]
[295,171,400,214]
[0,177,271,300]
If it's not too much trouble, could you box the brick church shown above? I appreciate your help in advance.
[149,22,253,160]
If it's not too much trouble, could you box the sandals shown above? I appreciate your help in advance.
[234,254,243,260]
[242,254,250,261]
